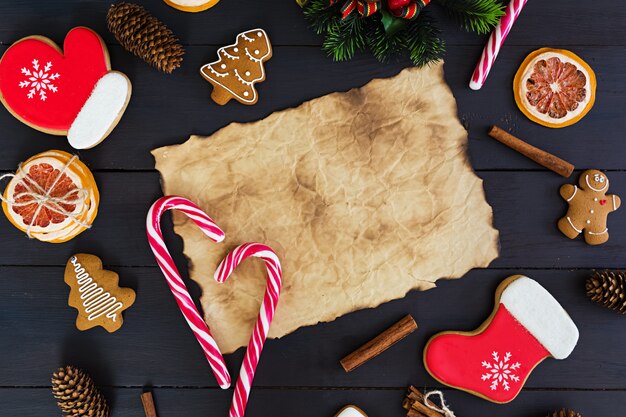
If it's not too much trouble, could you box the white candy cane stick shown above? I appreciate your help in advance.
[146,196,231,389]
[469,0,528,90]
[215,243,282,417]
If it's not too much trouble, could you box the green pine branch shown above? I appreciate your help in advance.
[366,11,445,66]
[403,11,446,66]
[322,15,367,61]
[436,0,505,34]
[303,0,340,35]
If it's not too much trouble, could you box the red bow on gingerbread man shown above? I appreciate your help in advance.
[558,169,621,245]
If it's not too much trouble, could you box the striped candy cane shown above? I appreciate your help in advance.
[147,197,283,417]
[469,0,528,90]
[146,196,231,389]
[215,243,282,417]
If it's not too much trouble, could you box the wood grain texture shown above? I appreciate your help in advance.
[2,268,625,388]
[0,45,622,171]
[1,171,626,268]
[0,388,624,417]
[1,0,625,416]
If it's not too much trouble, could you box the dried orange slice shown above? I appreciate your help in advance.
[514,48,596,128]
[2,150,99,243]
[163,0,221,12]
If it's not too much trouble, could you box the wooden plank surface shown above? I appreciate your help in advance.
[1,0,625,416]
[2,268,625,388]
[1,171,626,268]
[0,45,622,171]
[2,388,624,417]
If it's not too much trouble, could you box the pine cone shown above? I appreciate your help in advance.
[52,365,109,417]
[107,2,184,73]
[547,409,582,417]
[586,270,626,313]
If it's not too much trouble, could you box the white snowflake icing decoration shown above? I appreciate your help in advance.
[18,59,60,101]
[481,351,521,391]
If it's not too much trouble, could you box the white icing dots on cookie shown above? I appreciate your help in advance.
[221,64,226,69]
[243,91,249,97]
[234,47,239,52]
[257,31,262,37]
[245,71,251,76]
[254,49,260,55]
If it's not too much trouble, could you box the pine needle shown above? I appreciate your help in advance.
[302,0,500,65]
[404,11,446,66]
[322,16,367,61]
[437,0,506,34]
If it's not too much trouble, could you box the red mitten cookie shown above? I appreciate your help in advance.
[0,27,131,149]
[424,275,579,404]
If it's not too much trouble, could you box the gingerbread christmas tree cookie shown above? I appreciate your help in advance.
[200,29,272,105]
[558,169,621,245]
[64,254,135,332]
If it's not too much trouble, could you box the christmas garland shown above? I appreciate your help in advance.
[303,0,505,66]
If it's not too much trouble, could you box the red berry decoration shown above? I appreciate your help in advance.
[388,0,411,9]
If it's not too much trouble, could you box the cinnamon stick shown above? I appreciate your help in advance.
[407,409,428,417]
[141,391,158,417]
[409,400,444,417]
[407,386,437,409]
[340,315,417,372]
[487,125,575,177]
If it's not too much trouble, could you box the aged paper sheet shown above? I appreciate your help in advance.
[153,64,499,353]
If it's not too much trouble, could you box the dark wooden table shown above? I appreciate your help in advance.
[1,1,625,416]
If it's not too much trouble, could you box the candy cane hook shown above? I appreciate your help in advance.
[469,0,528,90]
[215,243,283,417]
[146,196,231,388]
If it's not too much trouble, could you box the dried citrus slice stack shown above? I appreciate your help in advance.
[1,150,99,242]
[514,48,596,128]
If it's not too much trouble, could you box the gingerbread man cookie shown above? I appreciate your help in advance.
[558,169,621,245]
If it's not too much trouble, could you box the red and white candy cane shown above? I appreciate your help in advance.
[469,0,528,90]
[146,196,231,389]
[147,197,283,416]
[215,242,282,417]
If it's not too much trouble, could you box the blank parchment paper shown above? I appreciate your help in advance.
[152,63,499,353]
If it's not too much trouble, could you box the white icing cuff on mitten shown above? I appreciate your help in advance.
[67,71,131,149]
[501,276,579,360]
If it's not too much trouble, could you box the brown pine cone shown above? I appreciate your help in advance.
[52,365,109,417]
[547,409,582,417]
[107,2,184,73]
[586,270,626,313]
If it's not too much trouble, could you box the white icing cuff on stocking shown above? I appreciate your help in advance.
[67,71,131,149]
[501,276,579,360]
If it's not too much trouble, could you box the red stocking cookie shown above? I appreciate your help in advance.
[0,27,132,149]
[558,169,621,245]
[424,275,579,404]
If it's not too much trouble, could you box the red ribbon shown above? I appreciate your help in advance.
[330,0,381,20]
[389,0,430,20]
[330,0,429,20]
